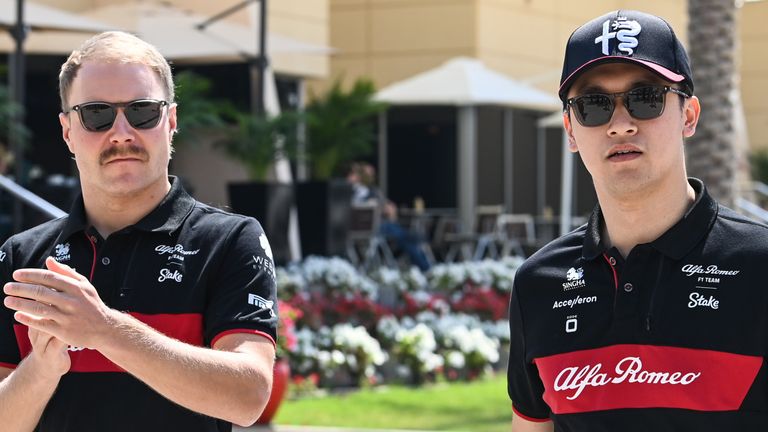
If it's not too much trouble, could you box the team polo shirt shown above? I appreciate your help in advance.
[508,178,768,431]
[0,176,278,432]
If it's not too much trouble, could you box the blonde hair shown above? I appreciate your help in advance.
[59,31,174,111]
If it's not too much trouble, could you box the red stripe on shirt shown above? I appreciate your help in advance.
[211,328,276,349]
[0,361,17,369]
[534,344,762,414]
[13,312,204,373]
[512,405,550,423]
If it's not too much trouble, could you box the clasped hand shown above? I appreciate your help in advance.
[3,256,115,350]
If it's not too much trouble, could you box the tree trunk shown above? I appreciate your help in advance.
[686,0,745,208]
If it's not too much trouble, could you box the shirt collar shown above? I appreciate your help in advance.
[59,176,196,240]
[582,178,718,261]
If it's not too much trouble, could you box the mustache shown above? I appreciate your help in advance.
[99,145,149,165]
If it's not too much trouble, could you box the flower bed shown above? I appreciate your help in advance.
[276,256,523,390]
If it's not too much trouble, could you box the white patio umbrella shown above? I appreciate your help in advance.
[376,57,560,233]
[1,1,333,58]
[376,57,560,111]
[77,1,332,62]
[0,0,112,32]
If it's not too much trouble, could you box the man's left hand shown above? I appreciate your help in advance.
[3,257,115,349]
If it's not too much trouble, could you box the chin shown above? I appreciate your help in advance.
[100,173,158,196]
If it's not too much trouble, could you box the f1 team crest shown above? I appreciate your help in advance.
[595,16,641,56]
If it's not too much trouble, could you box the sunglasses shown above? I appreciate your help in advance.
[566,85,689,127]
[68,99,169,132]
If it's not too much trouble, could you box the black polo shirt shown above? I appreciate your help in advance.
[0,177,278,432]
[508,179,768,431]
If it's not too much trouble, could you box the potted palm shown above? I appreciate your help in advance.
[174,72,299,265]
[296,78,387,256]
[220,111,301,266]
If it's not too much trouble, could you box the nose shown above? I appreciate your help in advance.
[606,96,637,137]
[108,108,135,143]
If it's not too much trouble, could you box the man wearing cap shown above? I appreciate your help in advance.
[508,10,768,431]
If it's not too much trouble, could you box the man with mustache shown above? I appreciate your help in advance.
[508,10,768,432]
[0,31,277,431]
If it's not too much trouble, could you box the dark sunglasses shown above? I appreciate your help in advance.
[566,85,690,127]
[67,99,169,132]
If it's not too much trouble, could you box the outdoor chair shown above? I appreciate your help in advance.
[443,205,503,262]
[493,213,536,257]
[346,203,397,270]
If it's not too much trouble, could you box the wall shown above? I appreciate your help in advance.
[741,0,768,150]
[323,0,687,95]
[32,0,330,78]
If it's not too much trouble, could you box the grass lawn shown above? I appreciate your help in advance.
[274,373,512,431]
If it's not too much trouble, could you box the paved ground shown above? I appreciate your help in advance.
[236,425,434,432]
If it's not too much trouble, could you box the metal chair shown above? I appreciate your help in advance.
[493,214,536,257]
[346,203,396,269]
[443,205,503,262]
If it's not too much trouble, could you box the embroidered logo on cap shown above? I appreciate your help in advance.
[594,16,642,56]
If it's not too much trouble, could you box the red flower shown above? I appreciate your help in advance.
[277,300,302,357]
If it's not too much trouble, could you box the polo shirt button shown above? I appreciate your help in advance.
[609,257,617,266]
[624,282,634,292]
[101,257,111,266]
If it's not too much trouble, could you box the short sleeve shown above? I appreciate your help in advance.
[507,277,550,421]
[204,218,278,348]
[0,238,21,368]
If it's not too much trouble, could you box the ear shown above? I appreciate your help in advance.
[682,95,701,138]
[59,112,75,154]
[167,103,178,140]
[563,111,579,153]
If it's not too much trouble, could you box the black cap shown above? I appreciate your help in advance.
[559,10,694,102]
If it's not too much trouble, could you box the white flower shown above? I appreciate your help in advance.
[299,256,379,297]
[318,350,331,366]
[422,352,444,372]
[393,323,443,372]
[405,266,428,291]
[432,313,500,366]
[446,350,466,368]
[332,349,346,364]
[482,320,511,343]
[376,316,401,342]
[331,324,387,368]
[373,267,408,292]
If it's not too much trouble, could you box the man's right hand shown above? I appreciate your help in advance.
[27,327,70,379]
[0,328,69,432]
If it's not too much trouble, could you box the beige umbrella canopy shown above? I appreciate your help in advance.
[0,0,114,53]
[83,1,331,62]
[376,57,560,111]
[1,1,333,59]
[0,0,112,32]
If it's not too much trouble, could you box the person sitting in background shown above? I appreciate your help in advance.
[347,162,431,271]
